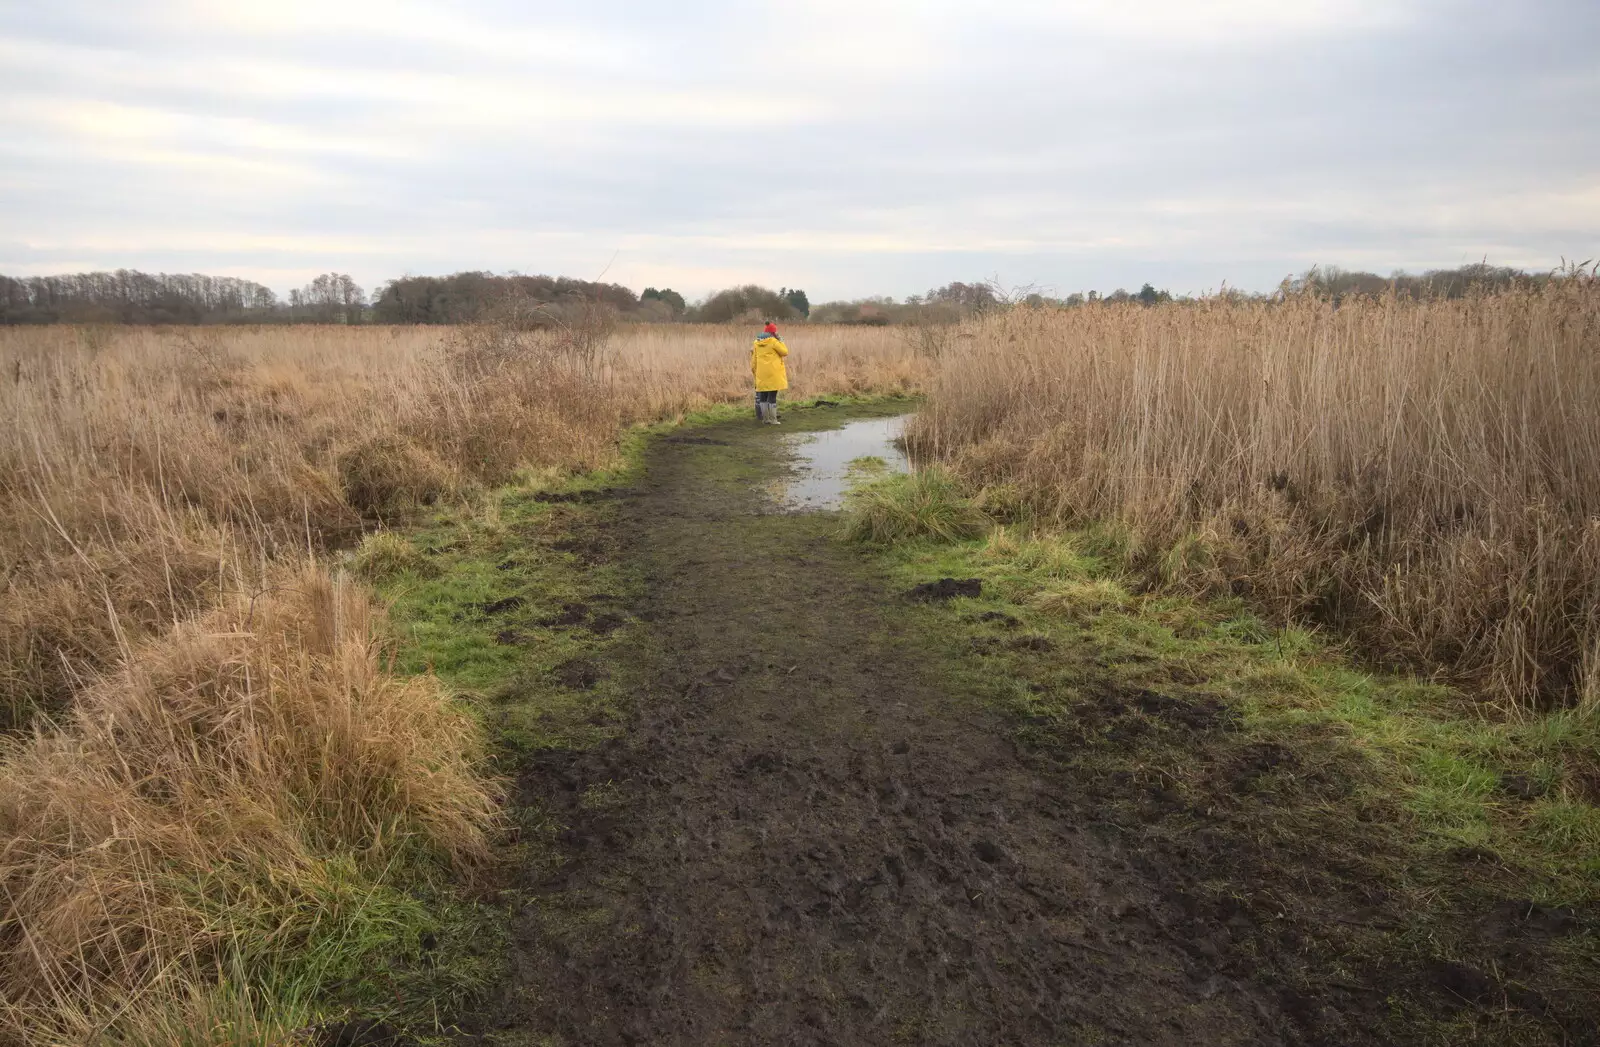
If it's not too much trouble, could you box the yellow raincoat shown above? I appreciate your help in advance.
[750,334,789,392]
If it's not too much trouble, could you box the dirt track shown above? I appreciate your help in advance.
[486,407,1312,1046]
[471,405,1596,1047]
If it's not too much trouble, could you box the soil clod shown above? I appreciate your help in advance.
[552,657,604,690]
[307,1019,413,1047]
[1425,959,1497,1005]
[537,602,591,629]
[587,611,628,635]
[1481,899,1581,939]
[532,489,617,504]
[1500,772,1548,799]
[905,577,983,602]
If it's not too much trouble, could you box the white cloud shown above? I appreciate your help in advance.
[1024,0,1407,39]
[0,0,1594,300]
[183,0,642,68]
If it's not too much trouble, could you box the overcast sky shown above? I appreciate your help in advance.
[1,0,1595,301]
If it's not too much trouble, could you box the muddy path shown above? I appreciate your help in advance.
[466,403,1596,1047]
[486,405,1299,1046]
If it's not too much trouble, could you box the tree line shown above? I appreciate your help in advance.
[1,271,283,325]
[0,263,1558,326]
[0,269,704,326]
[808,265,1558,325]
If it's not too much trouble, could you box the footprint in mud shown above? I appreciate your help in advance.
[1499,772,1548,799]
[1131,688,1233,730]
[662,435,728,446]
[551,536,609,564]
[531,489,619,504]
[1478,898,1582,939]
[741,750,784,774]
[1226,741,1299,791]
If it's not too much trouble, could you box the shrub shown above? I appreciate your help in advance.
[689,285,798,324]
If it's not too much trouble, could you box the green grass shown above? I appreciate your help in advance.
[349,530,439,582]
[841,467,990,545]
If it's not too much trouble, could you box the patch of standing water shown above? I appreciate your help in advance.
[775,414,914,510]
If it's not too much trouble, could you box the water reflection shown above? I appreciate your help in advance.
[773,414,914,511]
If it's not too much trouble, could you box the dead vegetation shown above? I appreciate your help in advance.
[908,276,1600,712]
[0,320,915,724]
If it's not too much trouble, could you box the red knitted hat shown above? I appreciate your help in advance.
[764,322,777,334]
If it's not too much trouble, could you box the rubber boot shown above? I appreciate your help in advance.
[767,403,781,425]
[755,400,766,423]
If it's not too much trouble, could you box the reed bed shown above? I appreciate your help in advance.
[0,322,914,723]
[907,280,1600,712]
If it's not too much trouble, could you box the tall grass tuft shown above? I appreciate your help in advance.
[0,568,495,1043]
[842,468,991,545]
[907,278,1600,712]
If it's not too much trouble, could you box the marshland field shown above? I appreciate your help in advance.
[2,278,1598,1045]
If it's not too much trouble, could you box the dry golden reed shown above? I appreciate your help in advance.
[908,280,1600,712]
[0,322,915,722]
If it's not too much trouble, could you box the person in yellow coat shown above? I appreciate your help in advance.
[750,321,789,425]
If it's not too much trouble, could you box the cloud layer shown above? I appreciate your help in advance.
[2,0,1596,300]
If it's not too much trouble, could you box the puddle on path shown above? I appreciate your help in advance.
[772,414,914,511]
